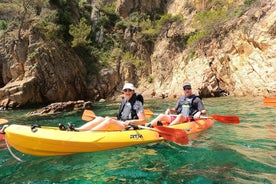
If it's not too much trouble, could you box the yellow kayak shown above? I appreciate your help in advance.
[3,119,213,156]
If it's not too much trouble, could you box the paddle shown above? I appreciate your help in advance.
[82,110,96,121]
[82,109,118,122]
[136,125,189,145]
[200,115,240,124]
[145,109,240,124]
[0,119,8,125]
[263,97,276,106]
[82,109,155,121]
[144,109,159,118]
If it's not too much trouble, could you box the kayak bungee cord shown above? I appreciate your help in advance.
[1,125,24,162]
[5,137,24,162]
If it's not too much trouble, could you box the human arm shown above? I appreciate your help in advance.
[165,108,177,115]
[193,98,206,118]
[193,109,206,118]
[124,112,146,126]
[165,98,182,115]
[124,101,146,126]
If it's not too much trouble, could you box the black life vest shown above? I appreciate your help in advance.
[117,93,144,121]
[176,94,202,116]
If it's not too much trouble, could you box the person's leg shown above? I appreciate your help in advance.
[148,114,172,127]
[77,117,105,131]
[169,114,189,126]
[91,117,125,131]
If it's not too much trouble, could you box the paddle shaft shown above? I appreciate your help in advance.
[145,109,240,124]
[263,98,276,106]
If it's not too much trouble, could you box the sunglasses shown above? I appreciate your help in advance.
[183,87,191,90]
[123,89,133,92]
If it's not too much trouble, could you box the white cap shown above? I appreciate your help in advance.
[122,83,135,90]
[183,82,191,88]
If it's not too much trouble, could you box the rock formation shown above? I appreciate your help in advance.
[0,0,275,109]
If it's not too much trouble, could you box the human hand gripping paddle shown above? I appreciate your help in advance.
[81,110,189,145]
[144,109,240,124]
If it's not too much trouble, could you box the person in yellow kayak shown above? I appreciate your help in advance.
[76,83,146,131]
[148,82,206,127]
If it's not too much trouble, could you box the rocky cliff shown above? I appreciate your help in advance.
[0,0,275,109]
[138,0,276,98]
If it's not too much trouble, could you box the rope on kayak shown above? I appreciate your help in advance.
[1,125,24,162]
[5,137,24,162]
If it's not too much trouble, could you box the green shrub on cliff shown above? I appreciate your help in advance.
[0,20,7,36]
[123,52,145,69]
[0,20,7,30]
[69,18,91,47]
[139,13,183,41]
[190,8,228,44]
[187,30,207,46]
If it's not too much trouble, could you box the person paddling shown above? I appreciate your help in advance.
[148,82,206,127]
[76,83,146,131]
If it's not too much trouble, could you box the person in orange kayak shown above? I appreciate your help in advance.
[147,82,206,127]
[76,83,146,131]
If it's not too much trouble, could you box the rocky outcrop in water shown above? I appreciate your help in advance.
[26,100,92,116]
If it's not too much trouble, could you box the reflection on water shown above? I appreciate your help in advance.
[0,97,275,183]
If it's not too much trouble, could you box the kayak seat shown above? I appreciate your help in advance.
[59,123,66,131]
[58,123,79,131]
[147,120,164,128]
[67,123,79,132]
[125,123,139,130]
[31,124,41,132]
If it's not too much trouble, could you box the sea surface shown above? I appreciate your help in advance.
[0,96,275,184]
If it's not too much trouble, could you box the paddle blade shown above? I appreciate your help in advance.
[210,115,240,124]
[0,119,8,125]
[263,98,276,106]
[81,110,96,121]
[144,109,154,118]
[155,126,189,145]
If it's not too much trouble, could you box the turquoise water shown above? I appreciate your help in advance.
[0,97,275,183]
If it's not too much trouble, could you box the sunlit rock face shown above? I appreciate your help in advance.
[137,0,276,98]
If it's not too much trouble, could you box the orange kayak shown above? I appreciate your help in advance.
[263,97,276,106]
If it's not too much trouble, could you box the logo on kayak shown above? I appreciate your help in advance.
[130,134,143,140]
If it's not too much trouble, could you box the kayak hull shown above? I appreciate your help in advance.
[4,119,214,156]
